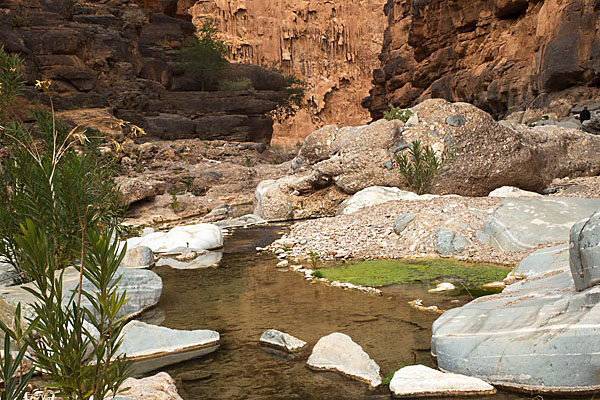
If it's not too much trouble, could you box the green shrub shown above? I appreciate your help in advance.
[218,77,254,91]
[395,140,453,195]
[269,75,307,122]
[177,18,229,90]
[0,45,24,123]
[121,8,146,28]
[384,105,413,123]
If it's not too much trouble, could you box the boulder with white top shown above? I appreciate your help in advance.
[117,321,220,375]
[389,365,496,397]
[487,186,542,198]
[307,332,381,388]
[127,223,223,254]
[259,329,307,353]
[337,186,437,215]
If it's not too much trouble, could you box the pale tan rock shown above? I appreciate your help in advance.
[118,372,183,400]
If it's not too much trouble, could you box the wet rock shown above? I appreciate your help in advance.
[121,246,154,269]
[307,332,381,388]
[389,365,496,397]
[428,282,456,293]
[127,224,223,254]
[477,198,600,251]
[118,372,183,400]
[259,329,307,352]
[118,321,220,375]
[435,228,470,256]
[487,186,542,198]
[569,211,600,291]
[446,114,467,127]
[431,244,600,393]
[337,186,437,215]
[393,213,418,235]
[156,251,222,270]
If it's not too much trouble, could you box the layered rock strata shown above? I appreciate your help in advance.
[365,0,600,120]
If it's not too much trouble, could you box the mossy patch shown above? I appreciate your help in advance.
[319,258,511,289]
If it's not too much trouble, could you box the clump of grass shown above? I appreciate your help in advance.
[384,105,413,123]
[317,258,511,288]
[312,270,324,279]
[395,140,453,195]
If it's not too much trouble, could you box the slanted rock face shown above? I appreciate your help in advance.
[307,332,381,388]
[478,198,600,251]
[431,244,600,393]
[569,211,600,291]
[365,0,600,120]
[255,99,600,220]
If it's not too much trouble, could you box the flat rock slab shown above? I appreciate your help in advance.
[487,186,541,198]
[260,329,307,353]
[118,372,183,400]
[118,321,220,375]
[389,365,496,397]
[127,223,223,254]
[156,251,222,270]
[478,198,600,251]
[431,244,600,393]
[307,332,381,388]
[0,267,162,323]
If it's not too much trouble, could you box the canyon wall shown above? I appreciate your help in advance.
[188,0,387,146]
[364,0,600,120]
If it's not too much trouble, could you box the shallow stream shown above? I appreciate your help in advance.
[140,225,530,400]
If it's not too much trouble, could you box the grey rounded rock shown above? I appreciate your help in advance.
[393,213,418,235]
[446,114,467,127]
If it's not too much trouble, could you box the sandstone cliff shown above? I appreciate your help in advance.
[1,0,288,143]
[364,0,600,120]
[188,0,387,146]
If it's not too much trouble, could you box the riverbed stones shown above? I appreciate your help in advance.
[259,329,307,352]
[127,223,223,254]
[393,213,418,234]
[477,197,600,251]
[307,332,381,388]
[337,186,437,215]
[569,211,600,291]
[0,262,19,287]
[120,245,154,269]
[431,244,600,393]
[118,321,220,375]
[487,186,542,198]
[434,228,470,255]
[118,372,183,400]
[389,365,496,397]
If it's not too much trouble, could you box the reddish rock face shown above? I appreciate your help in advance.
[364,0,600,120]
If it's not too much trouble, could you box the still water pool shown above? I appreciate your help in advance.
[140,225,530,400]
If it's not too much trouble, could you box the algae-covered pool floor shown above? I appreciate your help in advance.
[318,258,512,290]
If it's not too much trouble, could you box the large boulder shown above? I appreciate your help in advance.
[477,198,600,251]
[117,321,220,375]
[307,332,381,388]
[582,111,600,134]
[255,99,600,221]
[127,223,223,254]
[569,211,600,291]
[431,244,600,393]
[389,365,496,397]
[0,267,162,324]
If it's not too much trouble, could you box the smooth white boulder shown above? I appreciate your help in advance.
[428,282,456,293]
[307,332,381,388]
[117,321,220,375]
[260,329,307,352]
[488,186,542,198]
[389,365,496,397]
[127,223,223,254]
[337,186,438,215]
[117,372,183,400]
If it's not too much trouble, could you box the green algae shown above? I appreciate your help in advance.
[318,258,512,289]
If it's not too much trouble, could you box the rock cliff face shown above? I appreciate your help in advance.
[364,0,600,120]
[1,0,287,143]
[188,0,387,146]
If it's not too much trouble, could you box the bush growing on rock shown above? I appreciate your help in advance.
[383,105,413,123]
[395,140,453,195]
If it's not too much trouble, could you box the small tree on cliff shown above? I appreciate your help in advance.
[177,18,229,90]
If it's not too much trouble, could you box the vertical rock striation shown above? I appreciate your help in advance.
[365,0,600,120]
[189,0,387,145]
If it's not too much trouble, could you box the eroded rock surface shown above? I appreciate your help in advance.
[307,332,381,388]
